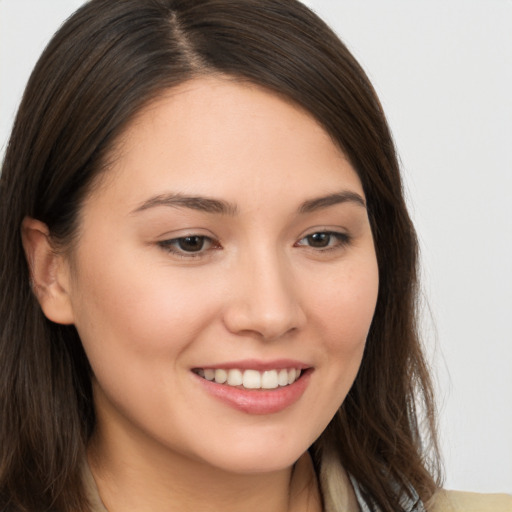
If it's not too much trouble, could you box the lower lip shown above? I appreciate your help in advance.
[194,370,312,415]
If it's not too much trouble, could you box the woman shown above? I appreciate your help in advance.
[0,1,510,511]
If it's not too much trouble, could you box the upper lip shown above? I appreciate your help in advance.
[193,359,311,371]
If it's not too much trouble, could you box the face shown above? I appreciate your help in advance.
[64,77,379,474]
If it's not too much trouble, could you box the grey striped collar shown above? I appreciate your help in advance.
[349,474,426,512]
[318,448,425,512]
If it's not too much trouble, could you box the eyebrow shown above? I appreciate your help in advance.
[131,190,366,216]
[131,193,239,216]
[298,191,366,213]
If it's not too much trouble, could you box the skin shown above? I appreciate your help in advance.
[23,77,379,511]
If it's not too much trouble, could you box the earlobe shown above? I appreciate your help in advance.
[21,217,75,325]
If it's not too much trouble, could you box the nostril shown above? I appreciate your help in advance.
[222,305,305,341]
[220,260,307,339]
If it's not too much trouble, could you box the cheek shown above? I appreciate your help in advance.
[307,252,379,394]
[69,254,226,430]
[69,248,224,373]
[310,255,379,343]
[295,258,378,446]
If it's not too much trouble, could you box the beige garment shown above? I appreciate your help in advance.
[82,461,108,512]
[318,446,512,512]
[83,455,512,512]
[431,489,512,512]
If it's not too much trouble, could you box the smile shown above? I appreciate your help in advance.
[194,368,302,390]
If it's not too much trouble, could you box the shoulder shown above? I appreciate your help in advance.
[430,489,512,512]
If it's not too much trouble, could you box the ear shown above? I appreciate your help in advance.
[21,217,75,325]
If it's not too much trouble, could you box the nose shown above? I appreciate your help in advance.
[222,249,306,341]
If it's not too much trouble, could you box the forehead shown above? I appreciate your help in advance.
[87,76,363,213]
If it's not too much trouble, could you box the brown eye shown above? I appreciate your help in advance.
[295,231,351,251]
[158,235,219,258]
[177,236,206,252]
[306,233,331,248]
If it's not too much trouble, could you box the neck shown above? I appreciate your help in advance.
[87,424,320,512]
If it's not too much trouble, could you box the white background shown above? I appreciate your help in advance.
[1,0,511,494]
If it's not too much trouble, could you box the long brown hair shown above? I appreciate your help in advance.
[0,1,442,510]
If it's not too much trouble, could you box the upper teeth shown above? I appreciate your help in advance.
[196,368,302,389]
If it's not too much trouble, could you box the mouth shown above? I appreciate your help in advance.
[192,363,312,414]
[192,367,302,390]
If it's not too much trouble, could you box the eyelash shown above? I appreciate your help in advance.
[158,231,351,259]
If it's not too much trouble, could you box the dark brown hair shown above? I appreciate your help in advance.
[0,1,442,510]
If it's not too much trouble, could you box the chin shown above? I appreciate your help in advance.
[192,430,315,475]
[206,451,301,475]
